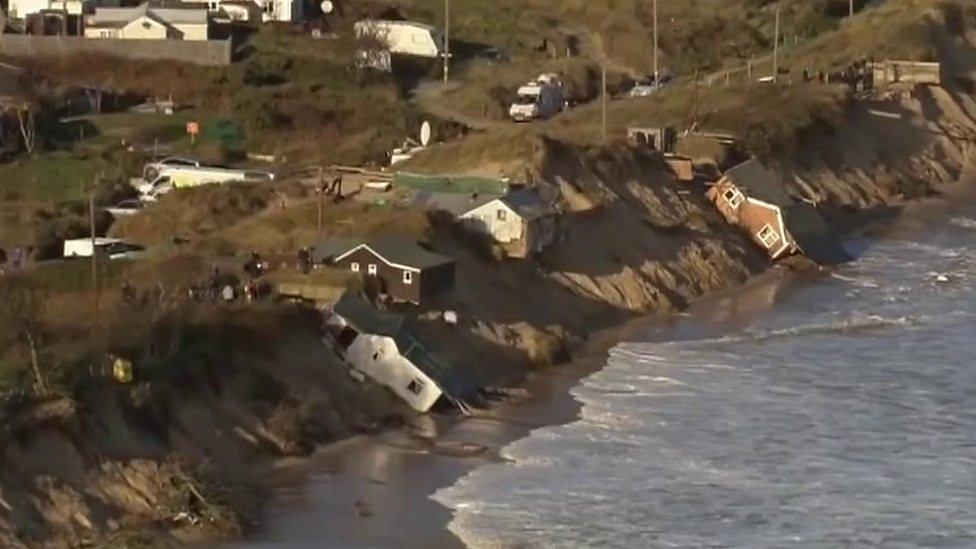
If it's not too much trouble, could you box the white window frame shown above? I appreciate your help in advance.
[723,188,744,208]
[496,208,507,221]
[367,264,378,276]
[757,223,779,248]
[407,377,426,396]
[402,270,413,285]
[350,262,360,272]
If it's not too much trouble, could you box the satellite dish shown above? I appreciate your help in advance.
[420,121,432,147]
[320,0,333,14]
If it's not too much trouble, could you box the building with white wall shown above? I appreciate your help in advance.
[84,3,209,40]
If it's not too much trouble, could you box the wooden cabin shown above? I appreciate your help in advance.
[313,236,456,305]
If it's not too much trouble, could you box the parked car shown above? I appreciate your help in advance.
[628,73,673,97]
[105,199,144,217]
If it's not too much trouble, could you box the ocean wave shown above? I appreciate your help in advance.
[949,216,976,230]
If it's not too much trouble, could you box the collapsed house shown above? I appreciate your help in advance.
[312,236,456,306]
[707,159,851,265]
[325,294,476,413]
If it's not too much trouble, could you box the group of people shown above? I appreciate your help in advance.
[802,58,874,92]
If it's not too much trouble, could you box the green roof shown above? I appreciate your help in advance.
[394,172,508,195]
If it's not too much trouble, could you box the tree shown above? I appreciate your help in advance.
[0,275,50,396]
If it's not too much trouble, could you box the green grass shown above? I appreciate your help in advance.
[0,151,99,202]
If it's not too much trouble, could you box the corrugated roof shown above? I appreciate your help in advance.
[784,204,852,265]
[724,159,794,208]
[395,172,508,195]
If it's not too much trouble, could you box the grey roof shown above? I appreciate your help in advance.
[409,190,500,216]
[88,2,208,26]
[499,188,554,220]
[360,235,455,270]
[723,159,794,208]
[333,293,477,401]
[784,204,852,265]
[333,293,405,336]
[311,237,359,264]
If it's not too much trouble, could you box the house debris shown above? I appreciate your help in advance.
[312,236,456,305]
[706,159,851,265]
[324,294,477,413]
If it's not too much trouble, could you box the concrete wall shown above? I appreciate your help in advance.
[0,34,231,66]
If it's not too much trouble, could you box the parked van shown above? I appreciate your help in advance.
[509,74,566,122]
[354,19,443,59]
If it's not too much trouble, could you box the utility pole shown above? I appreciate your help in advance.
[601,65,608,143]
[850,0,854,17]
[652,0,659,85]
[89,174,100,317]
[317,167,324,233]
[442,0,450,85]
[772,7,781,83]
[692,69,700,130]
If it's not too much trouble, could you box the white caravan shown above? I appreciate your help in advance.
[354,19,443,58]
[509,74,566,122]
[139,164,274,191]
[63,238,144,260]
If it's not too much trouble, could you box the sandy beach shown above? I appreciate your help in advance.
[230,261,815,549]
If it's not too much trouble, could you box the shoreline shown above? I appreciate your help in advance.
[232,264,808,548]
[234,175,976,548]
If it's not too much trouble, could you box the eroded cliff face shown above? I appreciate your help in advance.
[0,307,402,548]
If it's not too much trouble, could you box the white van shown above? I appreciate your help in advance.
[354,19,443,59]
[509,74,566,122]
[139,165,274,192]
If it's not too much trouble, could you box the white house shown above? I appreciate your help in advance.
[458,188,558,259]
[326,294,473,413]
[7,0,91,20]
[180,0,300,23]
[84,3,210,41]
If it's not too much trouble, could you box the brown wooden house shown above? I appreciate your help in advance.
[707,159,850,265]
[314,236,456,305]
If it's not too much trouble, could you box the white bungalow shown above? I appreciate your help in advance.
[457,188,558,259]
[84,3,210,41]
[326,294,473,413]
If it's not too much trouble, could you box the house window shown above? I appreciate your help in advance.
[496,209,507,221]
[142,21,152,29]
[350,262,360,272]
[757,224,779,248]
[407,378,426,396]
[723,188,744,208]
[403,271,413,285]
[368,264,378,276]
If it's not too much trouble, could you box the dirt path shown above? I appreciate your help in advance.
[410,80,507,132]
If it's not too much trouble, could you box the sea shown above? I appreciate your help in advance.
[433,203,976,548]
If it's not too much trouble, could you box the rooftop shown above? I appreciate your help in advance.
[723,159,794,208]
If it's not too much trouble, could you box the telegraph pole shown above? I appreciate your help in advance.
[442,0,450,85]
[89,174,100,316]
[772,7,781,83]
[317,167,325,233]
[652,0,659,85]
[601,65,608,143]
[850,0,854,17]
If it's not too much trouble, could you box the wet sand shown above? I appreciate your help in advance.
[232,263,816,549]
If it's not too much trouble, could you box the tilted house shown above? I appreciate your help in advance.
[84,3,210,40]
[706,159,851,265]
[313,236,456,305]
[326,294,476,413]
